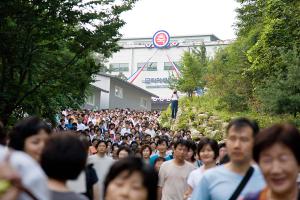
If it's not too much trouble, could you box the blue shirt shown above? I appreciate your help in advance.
[191,165,265,200]
[149,154,173,167]
[66,124,73,130]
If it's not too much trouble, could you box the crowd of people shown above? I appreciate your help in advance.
[0,108,300,200]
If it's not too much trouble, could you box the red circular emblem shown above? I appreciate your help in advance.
[152,30,170,48]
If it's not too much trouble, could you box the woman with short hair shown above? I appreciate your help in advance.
[103,157,158,200]
[244,124,300,200]
[141,144,152,164]
[116,145,133,160]
[184,137,219,200]
[9,116,51,162]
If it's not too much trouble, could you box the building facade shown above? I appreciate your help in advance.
[106,34,232,99]
[84,74,158,111]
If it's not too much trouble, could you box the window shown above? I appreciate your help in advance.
[109,63,129,72]
[137,62,157,71]
[164,62,173,70]
[86,93,95,105]
[115,86,123,98]
[140,98,148,108]
[164,62,181,70]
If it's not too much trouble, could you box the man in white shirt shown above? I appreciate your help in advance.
[120,122,131,136]
[158,139,195,200]
[145,124,156,138]
[132,116,139,127]
[77,119,86,131]
[191,118,265,200]
[88,140,114,200]
[88,114,96,125]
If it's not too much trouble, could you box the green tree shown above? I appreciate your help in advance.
[247,0,300,85]
[207,0,300,115]
[235,0,265,36]
[246,0,300,115]
[207,32,258,112]
[256,47,300,117]
[0,0,137,126]
[175,44,208,97]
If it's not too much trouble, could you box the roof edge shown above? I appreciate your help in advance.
[97,73,159,98]
[120,34,221,41]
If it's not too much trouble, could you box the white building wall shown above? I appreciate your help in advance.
[105,35,232,98]
[92,75,111,109]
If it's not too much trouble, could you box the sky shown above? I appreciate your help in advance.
[119,0,239,40]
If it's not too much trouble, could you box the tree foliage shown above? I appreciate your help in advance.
[256,47,300,116]
[206,0,300,117]
[175,44,208,97]
[0,0,137,125]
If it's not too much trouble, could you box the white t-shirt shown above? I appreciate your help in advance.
[187,166,205,189]
[158,160,195,200]
[171,93,179,100]
[88,155,114,200]
[120,128,131,136]
[77,123,87,131]
[145,129,156,138]
[0,146,50,200]
[88,117,96,125]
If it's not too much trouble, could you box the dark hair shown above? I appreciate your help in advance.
[104,157,158,200]
[78,134,90,151]
[95,140,107,148]
[253,124,300,164]
[9,116,51,151]
[219,154,230,165]
[218,142,226,149]
[150,141,157,146]
[121,135,126,140]
[111,143,119,151]
[174,139,188,149]
[226,118,259,137]
[91,137,98,143]
[197,137,219,159]
[141,144,152,156]
[154,157,166,166]
[186,140,197,162]
[130,141,138,147]
[117,146,133,158]
[154,135,160,140]
[157,138,168,146]
[41,133,87,180]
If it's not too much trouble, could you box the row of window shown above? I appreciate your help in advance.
[109,62,181,72]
